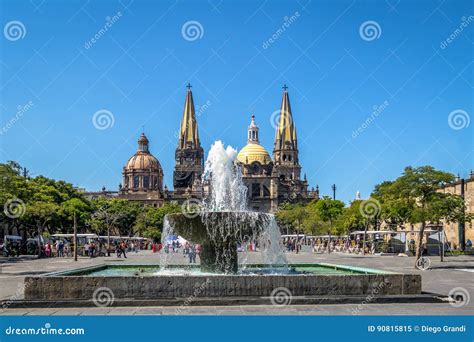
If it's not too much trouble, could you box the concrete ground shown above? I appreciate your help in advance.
[1,249,473,315]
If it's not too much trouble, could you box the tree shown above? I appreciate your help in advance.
[339,200,366,233]
[24,201,59,256]
[275,203,308,235]
[312,196,345,252]
[377,166,467,267]
[134,203,181,241]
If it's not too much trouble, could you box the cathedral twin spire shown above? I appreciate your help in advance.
[274,84,298,153]
[174,82,299,181]
[174,83,204,194]
[178,83,201,150]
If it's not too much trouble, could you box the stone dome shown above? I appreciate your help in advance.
[125,151,161,171]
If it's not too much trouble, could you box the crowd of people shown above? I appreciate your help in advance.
[153,240,201,264]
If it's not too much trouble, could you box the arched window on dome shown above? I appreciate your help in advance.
[133,176,139,189]
[143,176,150,189]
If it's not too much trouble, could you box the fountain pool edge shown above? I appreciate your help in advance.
[24,263,421,301]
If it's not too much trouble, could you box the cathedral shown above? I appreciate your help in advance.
[118,85,318,212]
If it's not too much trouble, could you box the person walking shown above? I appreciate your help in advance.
[44,242,51,258]
[58,240,64,257]
[188,245,196,264]
[120,241,127,259]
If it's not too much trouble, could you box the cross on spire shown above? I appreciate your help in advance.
[186,82,192,90]
[282,84,288,91]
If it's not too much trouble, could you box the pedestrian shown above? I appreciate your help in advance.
[58,240,64,257]
[44,242,51,258]
[89,242,95,258]
[120,241,127,258]
[188,245,196,264]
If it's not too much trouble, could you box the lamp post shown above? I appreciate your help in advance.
[332,184,336,200]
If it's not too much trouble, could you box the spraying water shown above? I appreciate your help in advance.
[203,141,247,212]
[160,140,287,273]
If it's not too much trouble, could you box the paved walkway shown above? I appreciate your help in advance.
[1,250,473,315]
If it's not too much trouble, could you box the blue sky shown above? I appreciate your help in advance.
[0,0,472,204]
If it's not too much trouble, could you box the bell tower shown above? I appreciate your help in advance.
[273,85,301,181]
[173,83,204,194]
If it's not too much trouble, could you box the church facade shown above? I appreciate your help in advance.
[118,85,318,212]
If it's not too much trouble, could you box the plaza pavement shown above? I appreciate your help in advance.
[0,249,473,316]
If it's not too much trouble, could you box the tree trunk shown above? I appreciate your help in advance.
[414,221,425,268]
[363,221,368,255]
[73,212,78,262]
[37,223,42,258]
[328,219,332,253]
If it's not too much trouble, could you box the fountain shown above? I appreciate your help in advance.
[162,141,287,274]
[20,141,422,306]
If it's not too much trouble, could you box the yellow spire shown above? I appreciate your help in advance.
[274,85,297,150]
[179,83,200,149]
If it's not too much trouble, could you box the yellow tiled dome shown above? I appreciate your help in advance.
[237,143,271,165]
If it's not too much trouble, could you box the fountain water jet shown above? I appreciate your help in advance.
[162,141,287,273]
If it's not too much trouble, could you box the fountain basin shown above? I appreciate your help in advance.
[24,263,421,302]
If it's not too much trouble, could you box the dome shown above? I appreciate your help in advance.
[124,133,162,172]
[237,143,271,165]
[125,152,161,171]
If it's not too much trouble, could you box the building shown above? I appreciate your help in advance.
[117,85,317,212]
[236,86,318,211]
[437,172,474,250]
